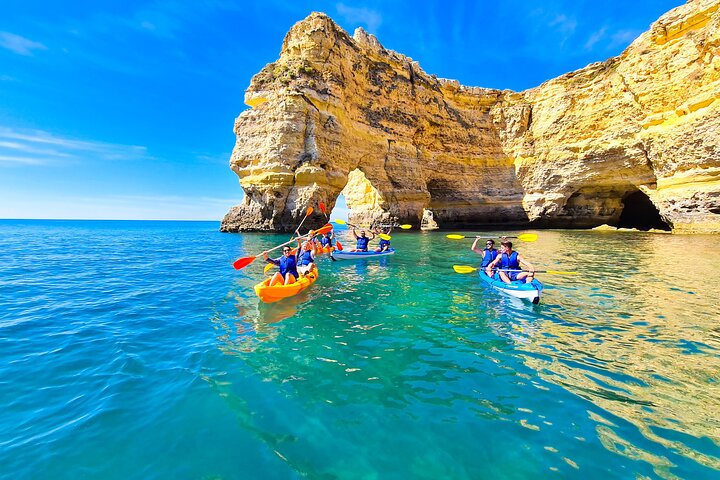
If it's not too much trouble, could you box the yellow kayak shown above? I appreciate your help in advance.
[253,269,319,303]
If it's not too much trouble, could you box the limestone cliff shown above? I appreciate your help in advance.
[221,0,720,233]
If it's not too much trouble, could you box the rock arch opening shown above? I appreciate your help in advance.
[616,190,671,231]
[337,168,389,226]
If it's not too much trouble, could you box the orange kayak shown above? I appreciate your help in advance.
[289,244,333,255]
[253,269,319,303]
[316,245,334,254]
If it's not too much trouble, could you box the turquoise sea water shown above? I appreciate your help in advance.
[1,220,719,479]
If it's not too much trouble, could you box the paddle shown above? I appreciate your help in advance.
[264,263,275,274]
[333,219,391,240]
[452,265,578,275]
[376,223,412,229]
[446,233,538,242]
[232,223,332,270]
[292,206,314,239]
[319,202,329,220]
[318,202,342,251]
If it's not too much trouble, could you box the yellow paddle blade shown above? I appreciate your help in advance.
[398,224,412,229]
[453,265,478,274]
[446,234,466,240]
[546,270,578,275]
[263,263,275,274]
[517,233,538,242]
[379,234,391,240]
[332,219,347,225]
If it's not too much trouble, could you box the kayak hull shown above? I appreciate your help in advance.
[478,271,543,304]
[254,270,319,303]
[331,248,395,260]
[316,245,334,254]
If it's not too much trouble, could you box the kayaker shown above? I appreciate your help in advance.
[351,228,375,252]
[297,237,317,276]
[485,241,535,284]
[262,245,299,286]
[471,238,499,268]
[318,231,334,248]
[374,227,391,252]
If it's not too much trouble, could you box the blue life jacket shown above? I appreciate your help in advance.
[356,236,369,251]
[378,238,390,249]
[481,248,498,268]
[279,255,299,278]
[500,251,519,270]
[298,249,313,267]
[320,236,332,247]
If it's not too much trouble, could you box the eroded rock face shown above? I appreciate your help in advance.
[221,0,720,233]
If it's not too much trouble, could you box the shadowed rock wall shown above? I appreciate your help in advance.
[221,0,720,233]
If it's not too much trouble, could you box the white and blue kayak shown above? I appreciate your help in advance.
[479,271,543,304]
[331,248,395,260]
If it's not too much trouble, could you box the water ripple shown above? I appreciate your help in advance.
[2,222,719,479]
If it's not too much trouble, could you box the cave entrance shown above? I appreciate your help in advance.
[616,190,671,231]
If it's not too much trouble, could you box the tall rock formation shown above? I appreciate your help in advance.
[221,0,720,233]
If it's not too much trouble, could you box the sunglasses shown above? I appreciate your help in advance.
[282,249,291,253]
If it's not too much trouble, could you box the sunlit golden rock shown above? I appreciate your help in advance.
[221,0,720,233]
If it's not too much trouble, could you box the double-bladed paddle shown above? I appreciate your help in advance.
[375,223,413,229]
[452,265,577,275]
[446,233,538,242]
[332,219,391,240]
[318,202,342,251]
[232,223,333,270]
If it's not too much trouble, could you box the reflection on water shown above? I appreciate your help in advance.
[212,229,720,479]
[501,231,720,476]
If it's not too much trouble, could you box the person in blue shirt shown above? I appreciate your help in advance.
[485,241,535,283]
[318,231,334,249]
[374,226,391,252]
[262,243,300,286]
[296,238,317,275]
[351,228,375,252]
[471,237,499,268]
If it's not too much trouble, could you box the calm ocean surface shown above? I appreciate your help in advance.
[1,220,718,479]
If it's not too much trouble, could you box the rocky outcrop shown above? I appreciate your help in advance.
[221,0,720,233]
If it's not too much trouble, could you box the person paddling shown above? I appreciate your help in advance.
[262,243,300,286]
[374,227,392,252]
[318,231,334,249]
[471,238,499,268]
[351,228,375,252]
[485,240,535,284]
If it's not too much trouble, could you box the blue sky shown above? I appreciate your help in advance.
[1,0,683,220]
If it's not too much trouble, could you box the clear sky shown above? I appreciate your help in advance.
[1,0,684,220]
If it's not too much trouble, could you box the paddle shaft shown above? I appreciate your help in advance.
[454,235,526,239]
[489,268,573,274]
[292,207,314,238]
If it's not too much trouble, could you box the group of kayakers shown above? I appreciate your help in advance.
[261,225,392,286]
[471,237,535,284]
[350,226,392,253]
